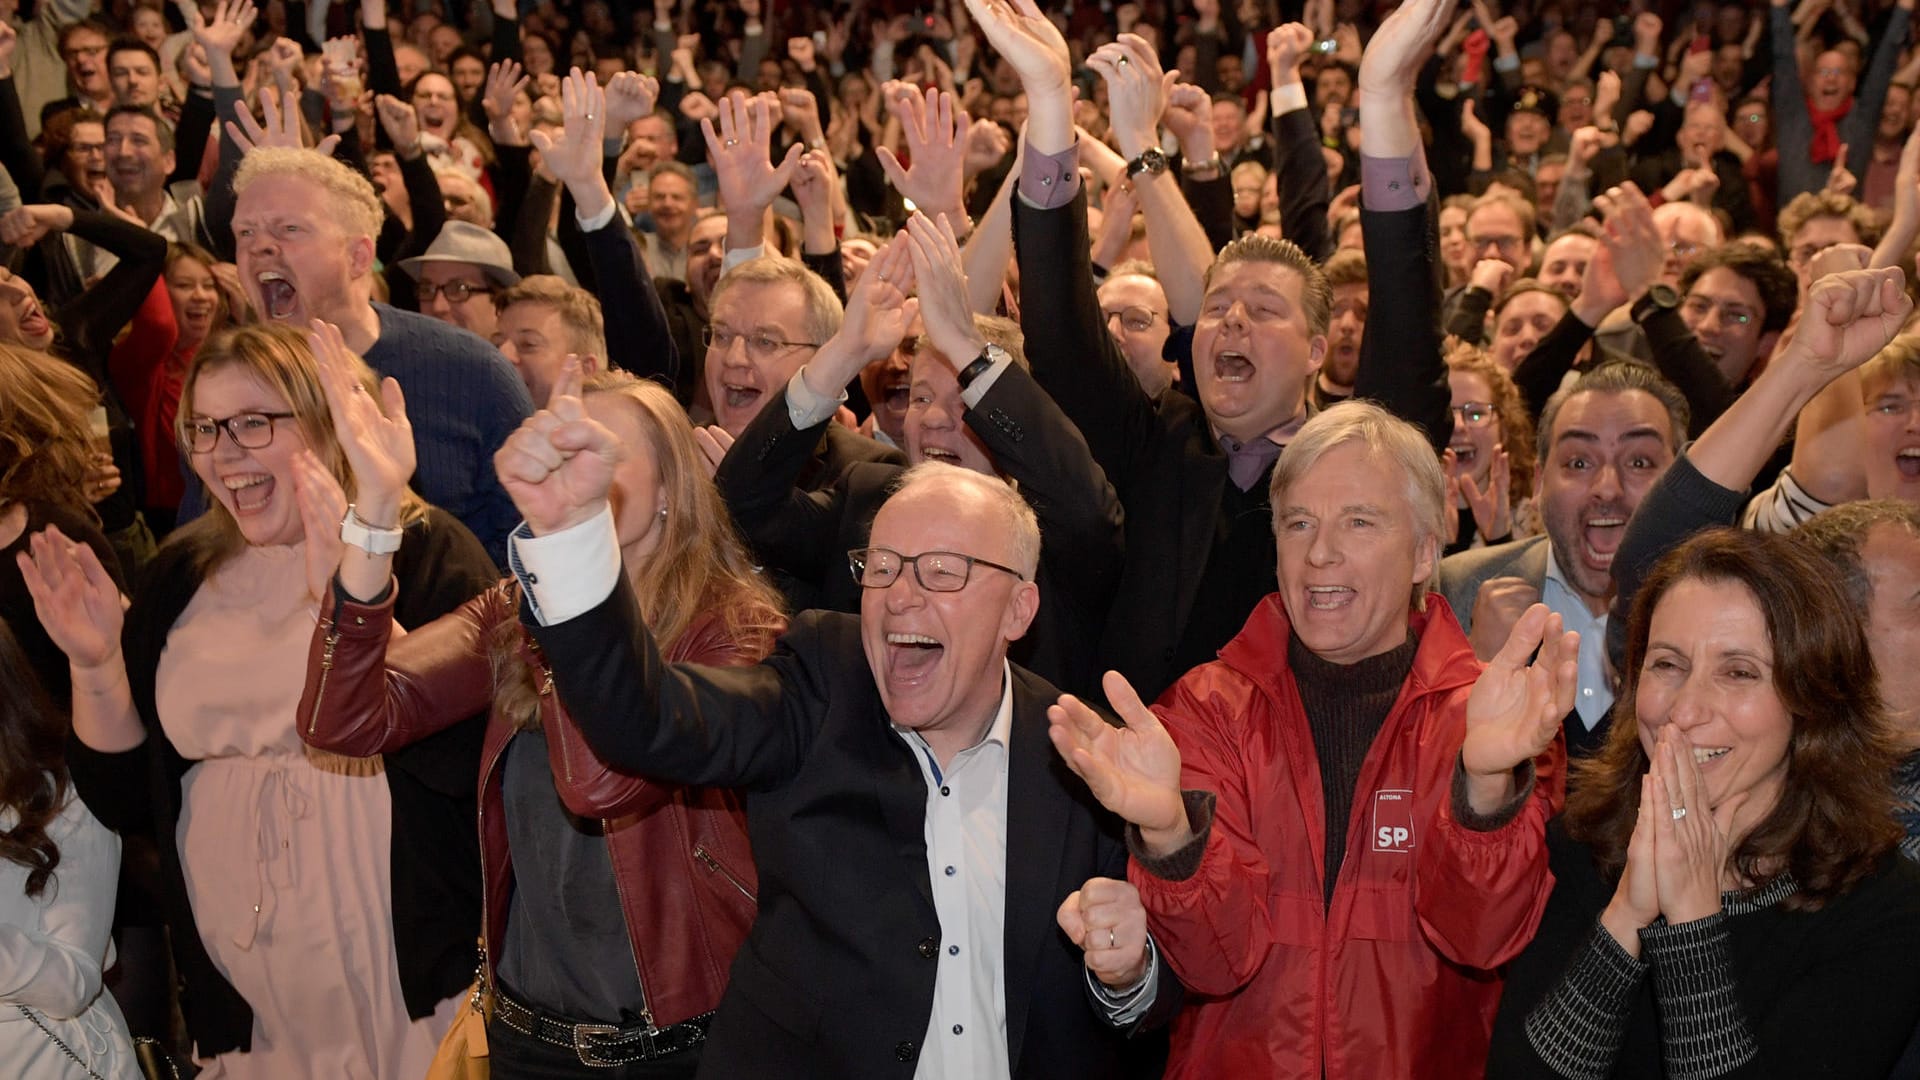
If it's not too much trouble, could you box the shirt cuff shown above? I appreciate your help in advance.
[1271,81,1309,117]
[1360,146,1434,212]
[958,352,1014,408]
[1017,138,1082,210]
[1494,54,1520,72]
[508,507,620,626]
[785,366,846,430]
[722,243,766,275]
[577,200,619,232]
[1086,936,1160,1026]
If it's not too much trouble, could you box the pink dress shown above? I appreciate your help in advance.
[154,543,458,1077]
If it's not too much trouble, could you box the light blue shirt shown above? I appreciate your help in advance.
[1540,543,1614,731]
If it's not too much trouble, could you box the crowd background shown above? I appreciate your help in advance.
[4,0,1920,1076]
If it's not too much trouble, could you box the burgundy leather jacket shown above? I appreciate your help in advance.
[298,580,768,1028]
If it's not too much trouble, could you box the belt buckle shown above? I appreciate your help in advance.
[574,1023,642,1068]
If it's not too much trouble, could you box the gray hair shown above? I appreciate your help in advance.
[709,256,844,348]
[888,462,1041,579]
[1793,499,1920,614]
[1268,401,1448,607]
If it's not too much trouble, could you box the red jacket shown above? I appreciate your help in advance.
[300,580,766,1028]
[1131,594,1563,1080]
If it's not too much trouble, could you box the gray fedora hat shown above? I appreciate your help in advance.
[396,221,521,287]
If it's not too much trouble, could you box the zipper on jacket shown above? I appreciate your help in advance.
[693,844,756,903]
[306,621,339,736]
[604,836,656,1030]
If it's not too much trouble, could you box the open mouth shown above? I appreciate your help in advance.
[1305,585,1355,610]
[1692,745,1732,765]
[1898,448,1920,480]
[256,271,298,319]
[1213,350,1254,384]
[919,446,962,464]
[18,305,50,338]
[884,632,944,686]
[721,380,762,413]
[222,473,275,514]
[1582,514,1627,569]
[1449,443,1476,467]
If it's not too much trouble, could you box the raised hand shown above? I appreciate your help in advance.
[877,86,969,226]
[786,35,816,72]
[374,93,421,153]
[1580,182,1663,315]
[963,117,1012,180]
[1161,81,1213,162]
[1360,0,1458,158]
[692,424,734,478]
[604,70,661,132]
[1461,604,1578,811]
[702,90,804,217]
[1466,574,1541,664]
[494,357,626,535]
[808,237,918,399]
[1056,878,1151,989]
[309,319,413,519]
[964,0,1069,92]
[903,212,984,366]
[184,0,257,58]
[789,147,837,224]
[1461,444,1512,543]
[16,526,125,671]
[1632,11,1664,56]
[778,86,824,143]
[0,204,74,248]
[228,83,340,154]
[1048,671,1187,852]
[1825,143,1858,197]
[529,68,611,206]
[1594,69,1622,121]
[483,59,531,145]
[265,35,304,90]
[1568,125,1603,172]
[1789,265,1914,381]
[289,447,349,603]
[1085,33,1173,160]
[1267,21,1314,79]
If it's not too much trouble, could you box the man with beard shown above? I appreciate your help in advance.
[1771,0,1915,201]
[1001,4,1450,701]
[1438,361,1687,755]
[1310,249,1365,409]
[230,146,531,562]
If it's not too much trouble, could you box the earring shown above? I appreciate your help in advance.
[657,507,668,521]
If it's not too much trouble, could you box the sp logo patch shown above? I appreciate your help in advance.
[1371,789,1415,853]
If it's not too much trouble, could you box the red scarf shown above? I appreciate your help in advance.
[1808,95,1853,163]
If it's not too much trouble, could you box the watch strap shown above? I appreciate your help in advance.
[956,346,999,390]
[340,504,405,556]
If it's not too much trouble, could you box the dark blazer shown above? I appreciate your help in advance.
[1012,185,1451,701]
[715,362,1124,695]
[526,595,1179,1080]
[1437,534,1617,758]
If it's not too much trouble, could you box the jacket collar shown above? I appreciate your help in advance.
[1215,592,1481,708]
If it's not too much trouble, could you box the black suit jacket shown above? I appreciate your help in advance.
[527,596,1178,1080]
[715,363,1124,695]
[1011,185,1451,700]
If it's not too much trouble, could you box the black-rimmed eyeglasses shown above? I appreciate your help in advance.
[848,547,1026,591]
[187,412,297,453]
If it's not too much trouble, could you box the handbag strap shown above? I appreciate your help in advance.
[17,1005,108,1080]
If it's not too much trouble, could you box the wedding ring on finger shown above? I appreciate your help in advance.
[1108,928,1116,949]
[724,138,740,147]
[1671,805,1688,821]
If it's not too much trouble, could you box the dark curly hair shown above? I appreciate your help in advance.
[0,622,72,899]
[1567,528,1903,912]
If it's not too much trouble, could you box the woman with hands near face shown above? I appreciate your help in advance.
[20,322,498,1075]
[1490,528,1920,1080]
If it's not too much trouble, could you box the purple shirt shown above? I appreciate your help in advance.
[1019,140,1083,209]
[1360,144,1434,214]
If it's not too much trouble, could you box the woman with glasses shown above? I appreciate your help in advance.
[300,361,781,1077]
[20,323,499,1076]
[1444,342,1539,555]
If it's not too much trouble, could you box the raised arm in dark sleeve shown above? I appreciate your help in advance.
[1770,2,1822,201]
[0,75,45,199]
[490,143,532,245]
[801,247,848,305]
[579,209,680,387]
[1604,452,1748,672]
[1836,5,1914,189]
[1182,172,1236,254]
[1272,103,1332,263]
[1354,192,1452,452]
[1639,306,1737,435]
[1011,182,1163,488]
[509,174,557,276]
[57,211,170,359]
[713,397,850,591]
[170,91,217,186]
[383,149,447,314]
[199,83,249,260]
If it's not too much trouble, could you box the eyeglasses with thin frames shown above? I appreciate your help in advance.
[187,412,297,453]
[848,547,1026,591]
[1103,306,1161,334]
[703,324,819,362]
[1451,402,1498,428]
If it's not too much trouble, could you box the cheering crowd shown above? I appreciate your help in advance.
[5,0,1920,1075]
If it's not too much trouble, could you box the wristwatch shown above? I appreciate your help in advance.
[1125,147,1169,180]
[956,343,1011,391]
[339,504,404,556]
[1180,153,1224,178]
[1630,282,1680,324]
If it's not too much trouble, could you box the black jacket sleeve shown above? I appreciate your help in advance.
[1273,104,1332,263]
[713,397,849,590]
[1354,199,1453,453]
[510,175,558,277]
[0,75,45,200]
[1182,171,1236,255]
[170,91,217,186]
[1639,306,1737,436]
[1011,185,1163,489]
[580,210,680,388]
[1512,311,1596,418]
[1445,284,1495,345]
[56,211,170,364]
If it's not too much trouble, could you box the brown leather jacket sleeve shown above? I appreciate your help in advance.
[539,608,785,819]
[299,579,501,757]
